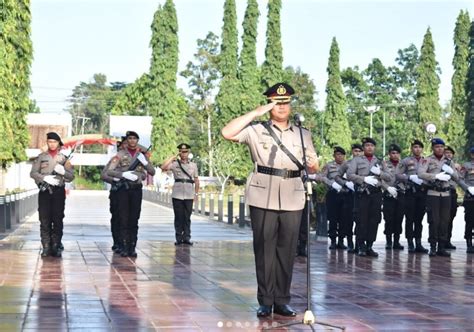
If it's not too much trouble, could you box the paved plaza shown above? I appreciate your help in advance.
[0,190,472,331]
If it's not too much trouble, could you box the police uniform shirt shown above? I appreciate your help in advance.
[101,159,115,184]
[334,159,353,187]
[397,156,424,183]
[107,149,155,182]
[169,160,198,200]
[461,161,474,186]
[381,160,404,191]
[235,121,317,211]
[417,155,465,196]
[30,151,75,186]
[321,161,347,191]
[346,155,393,187]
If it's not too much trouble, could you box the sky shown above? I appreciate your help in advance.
[30,0,474,114]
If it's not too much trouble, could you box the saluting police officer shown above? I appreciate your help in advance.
[397,139,429,253]
[161,143,200,246]
[106,131,155,257]
[381,144,404,250]
[444,146,459,250]
[418,138,470,257]
[347,137,393,257]
[335,143,363,253]
[30,132,75,257]
[460,147,474,253]
[222,82,318,318]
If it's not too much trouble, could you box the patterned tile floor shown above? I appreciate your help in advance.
[0,190,472,331]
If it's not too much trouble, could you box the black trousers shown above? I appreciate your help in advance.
[172,198,194,242]
[38,187,66,246]
[250,206,302,306]
[354,191,382,243]
[448,189,457,241]
[463,199,474,239]
[117,188,142,244]
[426,195,451,244]
[404,190,426,239]
[342,192,355,238]
[109,190,120,244]
[298,201,309,244]
[383,194,405,236]
[326,190,347,239]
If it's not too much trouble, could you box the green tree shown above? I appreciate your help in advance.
[261,0,283,89]
[111,74,151,116]
[321,38,351,159]
[467,20,474,150]
[447,10,471,157]
[415,28,442,143]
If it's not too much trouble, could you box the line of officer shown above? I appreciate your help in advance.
[418,138,472,257]
[106,131,155,257]
[161,143,200,246]
[101,137,126,253]
[444,146,459,250]
[381,144,404,250]
[222,82,319,318]
[460,147,474,254]
[30,132,75,257]
[347,137,393,257]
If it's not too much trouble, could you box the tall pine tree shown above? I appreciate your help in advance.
[322,38,351,159]
[466,19,474,150]
[261,0,283,89]
[447,10,470,156]
[415,28,442,144]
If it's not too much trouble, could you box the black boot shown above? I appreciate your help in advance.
[296,241,307,257]
[467,238,474,254]
[392,234,404,250]
[357,242,367,256]
[337,237,347,249]
[347,237,355,253]
[415,238,428,253]
[114,241,123,254]
[436,242,450,257]
[385,235,393,250]
[329,238,337,250]
[407,238,415,253]
[445,242,456,250]
[128,242,137,257]
[51,243,62,258]
[120,241,129,257]
[366,242,379,257]
[41,244,51,257]
[428,243,437,257]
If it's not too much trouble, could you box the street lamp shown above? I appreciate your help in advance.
[363,105,380,138]
[425,122,437,140]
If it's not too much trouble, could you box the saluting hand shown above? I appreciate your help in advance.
[254,102,276,117]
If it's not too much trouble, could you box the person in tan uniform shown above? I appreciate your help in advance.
[460,147,474,253]
[222,82,319,318]
[161,143,200,245]
[106,131,155,257]
[30,132,74,257]
[443,146,460,250]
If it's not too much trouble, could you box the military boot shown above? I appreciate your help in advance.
[407,238,415,253]
[415,238,429,253]
[392,234,404,250]
[41,244,51,257]
[466,238,474,254]
[347,237,355,253]
[436,242,450,257]
[366,242,379,257]
[428,242,437,257]
[51,243,62,258]
[120,240,129,257]
[337,237,347,249]
[329,238,337,250]
[114,241,123,254]
[385,235,393,250]
[357,242,367,257]
[128,242,137,258]
[445,242,456,250]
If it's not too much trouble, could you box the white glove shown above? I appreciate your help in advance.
[466,186,474,196]
[434,172,451,182]
[137,153,148,166]
[113,177,120,182]
[441,164,454,175]
[122,171,138,181]
[409,174,423,185]
[307,173,319,181]
[370,165,381,175]
[43,175,60,186]
[386,186,398,198]
[364,176,379,187]
[331,182,342,192]
[345,181,355,191]
[54,164,65,175]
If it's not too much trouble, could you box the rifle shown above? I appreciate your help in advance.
[38,146,77,193]
[112,145,152,191]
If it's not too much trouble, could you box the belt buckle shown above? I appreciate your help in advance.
[282,168,289,179]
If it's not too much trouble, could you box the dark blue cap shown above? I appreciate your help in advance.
[431,138,445,146]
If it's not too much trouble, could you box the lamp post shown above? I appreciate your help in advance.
[425,122,437,140]
[364,105,380,138]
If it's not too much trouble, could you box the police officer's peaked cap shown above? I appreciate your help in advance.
[177,143,191,150]
[431,137,445,146]
[411,139,424,148]
[263,82,295,104]
[362,137,376,146]
[388,144,401,153]
[351,143,363,151]
[444,146,455,154]
[46,132,63,146]
[126,131,139,139]
[333,146,346,155]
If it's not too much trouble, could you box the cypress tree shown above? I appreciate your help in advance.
[447,10,470,156]
[415,28,442,144]
[261,0,283,89]
[322,38,351,157]
[466,20,474,150]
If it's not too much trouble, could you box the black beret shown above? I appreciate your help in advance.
[333,146,346,155]
[444,145,455,154]
[351,143,363,151]
[388,144,401,153]
[362,137,376,146]
[431,137,445,146]
[126,131,139,139]
[177,143,191,150]
[411,139,424,148]
[46,132,63,146]
[263,82,295,104]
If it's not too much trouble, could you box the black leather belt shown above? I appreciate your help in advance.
[257,165,301,178]
[175,178,194,184]
[430,187,450,193]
